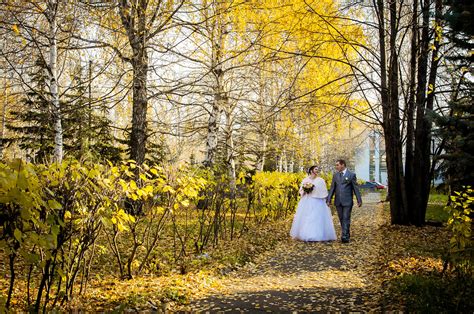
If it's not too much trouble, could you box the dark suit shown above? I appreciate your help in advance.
[327,169,362,241]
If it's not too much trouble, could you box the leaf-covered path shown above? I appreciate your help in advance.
[180,192,387,312]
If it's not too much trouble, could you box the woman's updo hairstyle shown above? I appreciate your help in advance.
[307,165,318,175]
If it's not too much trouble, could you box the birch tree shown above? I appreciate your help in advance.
[46,0,63,162]
[78,0,185,165]
[1,0,64,161]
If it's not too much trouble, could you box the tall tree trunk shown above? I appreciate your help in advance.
[0,77,7,159]
[225,107,238,239]
[48,0,63,162]
[377,0,409,224]
[88,60,92,139]
[372,0,441,225]
[289,152,294,173]
[411,0,431,225]
[129,53,148,165]
[225,109,236,186]
[204,1,226,168]
[255,133,267,171]
[119,0,149,165]
[204,94,221,167]
[411,0,443,225]
[255,67,268,172]
[405,0,418,213]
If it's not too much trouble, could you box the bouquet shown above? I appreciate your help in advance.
[302,182,314,194]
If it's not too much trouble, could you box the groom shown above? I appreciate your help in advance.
[327,159,362,243]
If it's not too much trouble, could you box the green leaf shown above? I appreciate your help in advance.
[20,208,31,220]
[14,229,22,242]
[51,225,60,237]
[48,199,62,210]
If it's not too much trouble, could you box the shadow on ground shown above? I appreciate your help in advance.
[190,286,375,312]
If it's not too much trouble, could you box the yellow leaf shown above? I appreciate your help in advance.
[12,24,20,35]
[427,84,434,95]
[153,206,165,215]
[163,185,176,194]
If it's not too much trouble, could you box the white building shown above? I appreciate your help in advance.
[354,130,388,184]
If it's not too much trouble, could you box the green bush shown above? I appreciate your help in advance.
[444,186,473,276]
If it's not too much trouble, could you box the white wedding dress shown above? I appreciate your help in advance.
[290,176,337,242]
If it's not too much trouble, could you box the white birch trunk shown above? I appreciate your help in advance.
[225,109,236,190]
[48,0,63,162]
[0,77,7,159]
[204,99,221,167]
[256,135,267,171]
[204,2,226,168]
[289,152,294,173]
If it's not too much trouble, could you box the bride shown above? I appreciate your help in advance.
[290,165,337,242]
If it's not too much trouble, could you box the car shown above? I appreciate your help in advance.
[359,181,386,190]
[370,181,387,189]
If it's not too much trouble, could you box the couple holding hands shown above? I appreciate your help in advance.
[290,159,362,243]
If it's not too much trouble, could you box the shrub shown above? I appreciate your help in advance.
[252,171,302,221]
[444,186,473,276]
[0,159,306,311]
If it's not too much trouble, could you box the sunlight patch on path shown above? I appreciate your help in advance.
[221,269,368,293]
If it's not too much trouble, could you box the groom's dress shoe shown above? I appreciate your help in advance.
[341,238,350,243]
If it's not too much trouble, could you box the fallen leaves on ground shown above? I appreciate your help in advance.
[178,193,388,312]
[2,193,457,312]
[176,193,457,312]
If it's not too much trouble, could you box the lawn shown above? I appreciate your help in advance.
[428,193,449,204]
[426,193,450,223]
[378,191,472,312]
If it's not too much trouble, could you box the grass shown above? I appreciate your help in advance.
[379,225,473,312]
[426,192,450,223]
[425,204,450,223]
[381,193,450,223]
[428,193,449,204]
[378,193,473,313]
[387,273,473,312]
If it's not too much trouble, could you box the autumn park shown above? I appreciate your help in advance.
[0,0,472,312]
